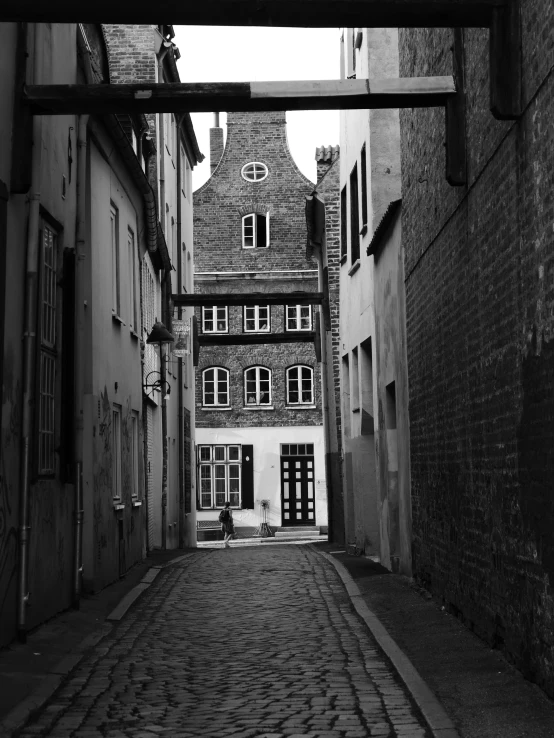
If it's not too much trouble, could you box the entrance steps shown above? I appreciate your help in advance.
[273,526,323,540]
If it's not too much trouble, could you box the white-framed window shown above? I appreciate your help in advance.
[286,305,312,331]
[198,444,241,508]
[38,222,58,475]
[241,162,268,182]
[244,366,271,406]
[242,213,269,248]
[286,365,314,405]
[202,367,230,407]
[110,203,121,316]
[202,306,228,333]
[244,304,270,332]
[128,227,138,332]
[131,411,139,501]
[112,404,122,500]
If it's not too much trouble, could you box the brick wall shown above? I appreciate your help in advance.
[399,1,554,695]
[193,112,322,432]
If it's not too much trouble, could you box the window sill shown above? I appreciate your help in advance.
[243,405,274,411]
[202,406,233,411]
[244,330,271,334]
[112,313,125,326]
[132,500,142,508]
[352,406,360,413]
[113,502,125,511]
[285,328,312,334]
[360,223,368,237]
[130,329,140,340]
[286,404,317,410]
[348,260,361,277]
[202,330,229,335]
[340,254,348,266]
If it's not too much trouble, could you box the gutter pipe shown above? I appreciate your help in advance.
[72,112,89,608]
[17,21,43,642]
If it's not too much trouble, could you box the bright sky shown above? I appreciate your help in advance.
[174,26,341,190]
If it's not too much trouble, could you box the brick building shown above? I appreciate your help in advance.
[397,13,554,696]
[193,112,329,536]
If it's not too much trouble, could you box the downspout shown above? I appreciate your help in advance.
[176,115,185,549]
[72,113,89,608]
[17,21,43,642]
[157,44,171,551]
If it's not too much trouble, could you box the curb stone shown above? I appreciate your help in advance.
[310,545,462,738]
[0,553,198,737]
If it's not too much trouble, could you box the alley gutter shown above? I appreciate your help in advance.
[311,546,462,738]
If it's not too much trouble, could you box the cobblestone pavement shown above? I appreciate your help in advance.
[17,546,431,738]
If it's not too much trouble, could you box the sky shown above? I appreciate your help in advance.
[174,26,341,191]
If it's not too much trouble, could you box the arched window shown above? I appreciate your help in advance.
[242,213,269,248]
[286,365,314,405]
[244,366,272,406]
[202,367,230,407]
[241,162,268,182]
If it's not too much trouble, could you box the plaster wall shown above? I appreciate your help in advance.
[82,135,146,591]
[196,425,327,530]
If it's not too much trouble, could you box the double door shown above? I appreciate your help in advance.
[280,455,316,526]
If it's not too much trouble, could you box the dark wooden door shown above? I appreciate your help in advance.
[280,455,316,526]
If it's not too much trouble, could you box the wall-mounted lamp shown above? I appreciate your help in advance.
[143,321,174,398]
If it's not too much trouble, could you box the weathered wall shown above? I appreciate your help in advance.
[83,136,145,591]
[399,0,554,693]
[372,210,411,574]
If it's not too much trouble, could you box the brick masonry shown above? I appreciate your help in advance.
[398,6,554,696]
[194,111,323,432]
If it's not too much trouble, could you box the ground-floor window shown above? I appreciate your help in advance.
[198,444,241,508]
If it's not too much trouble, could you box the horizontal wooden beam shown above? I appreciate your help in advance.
[0,0,504,26]
[199,333,316,346]
[24,78,456,115]
[173,292,324,307]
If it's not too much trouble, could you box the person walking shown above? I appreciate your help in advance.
[219,501,234,548]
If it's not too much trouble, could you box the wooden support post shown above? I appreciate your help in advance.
[490,0,521,119]
[11,23,33,194]
[445,28,467,186]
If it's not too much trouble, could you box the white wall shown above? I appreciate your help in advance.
[196,425,327,529]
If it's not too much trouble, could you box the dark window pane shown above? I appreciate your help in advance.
[256,214,267,248]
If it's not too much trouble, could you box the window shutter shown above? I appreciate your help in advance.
[256,214,267,248]
[242,445,254,509]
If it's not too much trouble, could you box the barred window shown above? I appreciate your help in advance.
[244,304,270,332]
[202,367,230,407]
[198,445,242,508]
[202,306,228,333]
[244,366,271,406]
[286,365,314,405]
[38,223,58,475]
[286,305,312,331]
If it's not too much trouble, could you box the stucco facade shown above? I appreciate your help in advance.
[338,27,411,572]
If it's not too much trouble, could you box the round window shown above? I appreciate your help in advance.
[241,162,268,182]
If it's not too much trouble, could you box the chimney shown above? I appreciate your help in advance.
[315,145,340,184]
[210,112,224,174]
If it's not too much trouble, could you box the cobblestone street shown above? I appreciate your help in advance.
[17,546,431,738]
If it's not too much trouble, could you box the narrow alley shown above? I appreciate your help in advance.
[15,547,430,738]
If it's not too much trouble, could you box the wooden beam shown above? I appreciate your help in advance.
[24,78,456,115]
[173,292,324,307]
[0,0,503,26]
[445,28,467,186]
[490,0,521,119]
[199,333,316,346]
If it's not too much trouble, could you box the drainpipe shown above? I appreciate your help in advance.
[17,22,43,642]
[72,113,89,608]
[157,44,170,550]
[176,115,185,549]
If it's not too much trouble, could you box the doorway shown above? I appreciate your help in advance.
[280,444,316,526]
